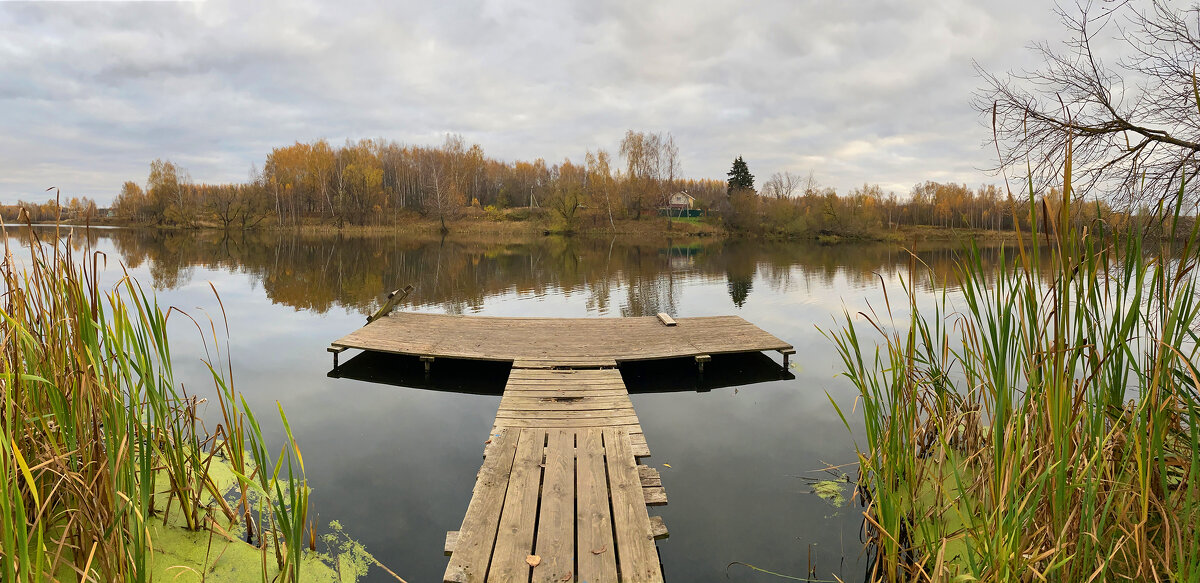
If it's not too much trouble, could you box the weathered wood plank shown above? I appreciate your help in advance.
[503,389,630,398]
[444,429,520,583]
[576,428,617,583]
[492,417,643,428]
[603,428,663,582]
[532,430,575,583]
[656,312,677,326]
[486,429,546,583]
[630,433,651,458]
[494,408,638,420]
[638,465,661,487]
[445,531,458,555]
[643,486,668,506]
[649,516,668,539]
[498,396,634,410]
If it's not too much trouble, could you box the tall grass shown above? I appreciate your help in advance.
[830,166,1200,580]
[0,221,313,581]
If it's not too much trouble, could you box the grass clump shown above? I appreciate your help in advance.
[830,165,1200,581]
[0,221,326,581]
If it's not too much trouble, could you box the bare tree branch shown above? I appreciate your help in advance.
[976,0,1200,206]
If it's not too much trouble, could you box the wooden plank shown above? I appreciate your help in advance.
[649,516,668,539]
[514,357,618,368]
[495,408,638,419]
[492,417,643,428]
[576,428,617,583]
[494,410,640,421]
[638,465,661,487]
[532,430,575,583]
[656,312,677,326]
[503,389,629,398]
[499,396,634,410]
[643,486,668,506]
[603,428,663,583]
[445,531,458,555]
[630,433,650,458]
[486,429,546,583]
[444,429,521,583]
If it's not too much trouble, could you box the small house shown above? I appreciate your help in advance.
[667,191,695,210]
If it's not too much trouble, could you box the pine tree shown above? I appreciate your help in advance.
[726,156,754,195]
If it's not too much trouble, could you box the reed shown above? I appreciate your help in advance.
[0,219,314,581]
[829,165,1200,580]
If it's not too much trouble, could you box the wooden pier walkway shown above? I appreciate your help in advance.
[330,312,792,582]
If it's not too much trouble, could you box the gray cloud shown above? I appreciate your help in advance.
[0,0,1064,204]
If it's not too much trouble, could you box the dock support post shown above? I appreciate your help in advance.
[779,348,795,370]
[327,346,347,372]
[695,354,711,374]
[421,355,435,375]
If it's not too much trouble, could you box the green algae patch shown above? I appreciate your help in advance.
[146,517,360,583]
[140,451,373,583]
[811,478,847,507]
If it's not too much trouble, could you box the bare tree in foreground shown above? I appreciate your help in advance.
[977,0,1200,204]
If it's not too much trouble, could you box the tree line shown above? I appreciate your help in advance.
[108,131,727,232]
[1,195,100,224]
[725,162,1145,239]
[3,130,1147,239]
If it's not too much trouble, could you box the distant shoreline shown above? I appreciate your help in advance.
[23,214,1033,245]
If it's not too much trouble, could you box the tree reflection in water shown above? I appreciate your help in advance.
[18,226,1038,316]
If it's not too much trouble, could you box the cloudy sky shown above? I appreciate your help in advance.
[0,0,1066,205]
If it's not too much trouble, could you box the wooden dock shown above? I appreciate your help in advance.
[331,312,791,582]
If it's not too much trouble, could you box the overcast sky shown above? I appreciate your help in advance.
[0,0,1066,205]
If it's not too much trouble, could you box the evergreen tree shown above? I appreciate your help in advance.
[726,156,754,195]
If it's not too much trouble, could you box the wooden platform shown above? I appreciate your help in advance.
[330,312,792,364]
[331,312,792,582]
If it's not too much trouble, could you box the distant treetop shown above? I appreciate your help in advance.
[727,156,754,195]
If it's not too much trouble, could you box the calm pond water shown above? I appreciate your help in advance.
[9,227,1014,582]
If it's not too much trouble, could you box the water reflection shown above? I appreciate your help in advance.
[19,227,1034,316]
[6,226,1039,582]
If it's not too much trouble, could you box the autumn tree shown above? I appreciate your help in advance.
[585,149,616,228]
[422,154,464,234]
[113,181,146,222]
[619,130,677,219]
[547,159,585,232]
[145,159,199,226]
[762,171,798,199]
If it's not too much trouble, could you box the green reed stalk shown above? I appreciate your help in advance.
[0,222,315,581]
[830,159,1200,581]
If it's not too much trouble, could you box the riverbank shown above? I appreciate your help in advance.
[59,211,1038,245]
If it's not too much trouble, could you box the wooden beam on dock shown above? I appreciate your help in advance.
[656,312,677,326]
[366,284,414,324]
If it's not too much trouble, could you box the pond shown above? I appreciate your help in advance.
[8,227,1015,582]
